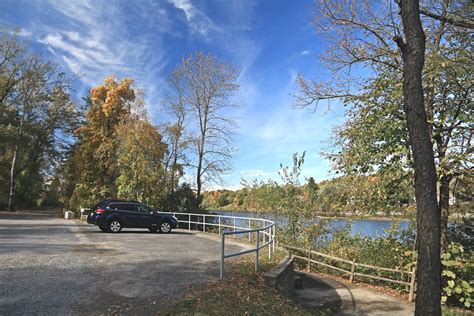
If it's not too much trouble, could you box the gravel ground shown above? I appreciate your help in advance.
[0,212,247,315]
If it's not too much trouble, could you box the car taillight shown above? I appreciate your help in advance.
[96,208,106,214]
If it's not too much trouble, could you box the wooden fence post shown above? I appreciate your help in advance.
[408,266,416,302]
[349,259,356,283]
[307,248,312,272]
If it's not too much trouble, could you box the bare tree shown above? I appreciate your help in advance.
[169,52,239,203]
[162,67,190,195]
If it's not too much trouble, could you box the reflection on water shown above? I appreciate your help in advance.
[212,210,411,238]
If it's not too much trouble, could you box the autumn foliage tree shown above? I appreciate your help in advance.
[70,77,135,207]
[115,111,167,206]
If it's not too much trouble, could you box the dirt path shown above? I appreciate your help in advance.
[296,273,415,315]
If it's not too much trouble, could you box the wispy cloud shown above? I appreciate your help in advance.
[240,169,275,178]
[168,0,221,37]
[22,0,172,114]
[301,50,310,55]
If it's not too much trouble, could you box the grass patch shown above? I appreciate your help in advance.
[158,249,319,315]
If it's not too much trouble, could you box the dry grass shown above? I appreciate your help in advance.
[158,249,322,315]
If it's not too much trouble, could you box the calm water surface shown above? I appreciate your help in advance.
[212,210,411,238]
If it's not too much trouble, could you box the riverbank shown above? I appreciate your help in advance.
[209,207,470,223]
[208,208,413,222]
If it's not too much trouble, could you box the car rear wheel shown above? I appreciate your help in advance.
[159,221,172,233]
[108,220,122,233]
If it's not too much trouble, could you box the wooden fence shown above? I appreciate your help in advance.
[281,244,416,302]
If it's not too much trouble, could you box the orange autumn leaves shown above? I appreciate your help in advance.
[90,76,135,118]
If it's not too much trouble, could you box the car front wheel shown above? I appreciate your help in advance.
[108,220,122,233]
[159,221,172,234]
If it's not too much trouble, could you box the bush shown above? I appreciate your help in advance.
[441,243,474,309]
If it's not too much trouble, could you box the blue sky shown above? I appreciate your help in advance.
[1,0,347,190]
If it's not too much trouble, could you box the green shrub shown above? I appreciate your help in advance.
[441,243,474,309]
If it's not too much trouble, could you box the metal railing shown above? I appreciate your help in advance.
[159,212,276,280]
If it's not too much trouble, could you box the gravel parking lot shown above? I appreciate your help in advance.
[0,212,247,315]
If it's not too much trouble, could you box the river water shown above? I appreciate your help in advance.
[211,210,411,238]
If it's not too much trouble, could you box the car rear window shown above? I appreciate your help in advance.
[108,203,119,210]
[92,202,102,210]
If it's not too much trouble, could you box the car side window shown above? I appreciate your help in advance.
[108,203,119,210]
[121,204,138,212]
[137,205,151,213]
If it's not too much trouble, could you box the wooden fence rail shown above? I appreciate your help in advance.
[281,244,416,302]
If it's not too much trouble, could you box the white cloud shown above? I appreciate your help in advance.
[301,50,310,56]
[17,28,32,37]
[26,0,171,115]
[240,169,275,178]
[168,0,221,37]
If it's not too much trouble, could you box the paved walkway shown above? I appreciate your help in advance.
[0,212,247,315]
[295,273,415,315]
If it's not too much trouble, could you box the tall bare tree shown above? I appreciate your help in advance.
[169,52,239,203]
[162,67,190,196]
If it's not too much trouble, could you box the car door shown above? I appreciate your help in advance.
[120,203,143,228]
[135,204,154,228]
[109,203,138,228]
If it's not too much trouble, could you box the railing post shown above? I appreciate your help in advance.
[268,227,272,260]
[409,266,416,302]
[248,219,251,241]
[350,259,356,283]
[255,230,260,272]
[220,233,225,280]
[218,216,221,235]
[233,217,236,238]
[272,225,275,252]
[203,214,206,232]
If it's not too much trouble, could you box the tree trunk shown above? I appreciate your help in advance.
[196,151,203,203]
[395,1,441,315]
[8,145,19,212]
[439,176,450,251]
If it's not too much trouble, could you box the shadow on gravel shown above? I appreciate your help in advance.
[0,256,220,315]
[0,213,62,220]
[83,229,195,235]
[296,273,412,315]
[296,274,345,314]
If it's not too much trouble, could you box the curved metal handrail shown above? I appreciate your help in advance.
[159,212,276,279]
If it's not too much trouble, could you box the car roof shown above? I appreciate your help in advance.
[102,199,141,204]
